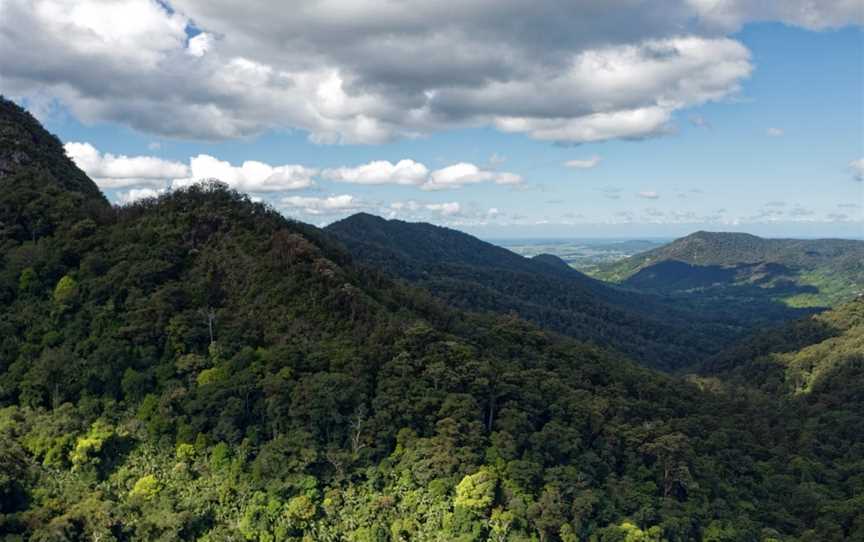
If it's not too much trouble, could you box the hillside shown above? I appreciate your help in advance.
[0,100,862,541]
[327,215,801,371]
[0,96,109,250]
[594,231,864,307]
[700,298,864,395]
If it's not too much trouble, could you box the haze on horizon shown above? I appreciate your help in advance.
[1,0,861,237]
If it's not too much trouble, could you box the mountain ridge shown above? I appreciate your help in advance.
[0,96,109,248]
[594,230,864,307]
[327,214,763,371]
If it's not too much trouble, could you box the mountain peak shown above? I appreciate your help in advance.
[0,98,108,244]
[0,96,103,199]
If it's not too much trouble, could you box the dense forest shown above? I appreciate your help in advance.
[326,215,808,372]
[1,98,862,541]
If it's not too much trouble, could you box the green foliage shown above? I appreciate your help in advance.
[454,468,497,512]
[176,443,195,462]
[17,267,37,294]
[130,474,160,501]
[52,274,78,305]
[69,420,114,469]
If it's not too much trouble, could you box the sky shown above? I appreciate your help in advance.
[1,0,862,238]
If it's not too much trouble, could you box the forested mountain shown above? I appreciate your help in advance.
[1,98,863,541]
[700,298,864,395]
[594,231,864,308]
[0,97,109,249]
[326,214,805,371]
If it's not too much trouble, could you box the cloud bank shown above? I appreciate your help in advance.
[4,0,857,144]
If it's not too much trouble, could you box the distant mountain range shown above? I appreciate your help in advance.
[592,231,864,307]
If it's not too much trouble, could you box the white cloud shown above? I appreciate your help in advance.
[117,187,167,204]
[281,194,362,215]
[187,32,212,57]
[425,202,462,216]
[322,160,429,185]
[64,141,189,188]
[325,159,522,190]
[564,156,601,169]
[390,200,421,212]
[16,0,855,144]
[849,158,864,181]
[425,163,521,191]
[687,0,863,31]
[171,154,316,192]
[766,127,784,137]
[638,191,660,199]
[65,142,521,199]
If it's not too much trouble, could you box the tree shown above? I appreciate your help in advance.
[53,274,78,305]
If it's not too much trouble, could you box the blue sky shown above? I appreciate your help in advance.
[2,1,862,238]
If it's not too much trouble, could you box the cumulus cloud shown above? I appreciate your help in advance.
[425,163,521,191]
[638,191,660,199]
[66,141,319,200]
[849,158,864,181]
[66,143,520,199]
[325,160,521,190]
[564,156,601,169]
[186,32,213,57]
[171,155,316,192]
[9,0,857,144]
[64,142,189,188]
[687,0,863,31]
[766,127,785,137]
[322,160,429,186]
[281,194,363,215]
[425,202,462,216]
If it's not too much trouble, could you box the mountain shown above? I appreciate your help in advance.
[700,297,864,395]
[593,231,864,308]
[0,96,109,248]
[1,100,862,541]
[531,253,576,274]
[327,214,780,371]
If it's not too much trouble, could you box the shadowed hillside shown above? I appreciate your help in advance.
[327,214,755,371]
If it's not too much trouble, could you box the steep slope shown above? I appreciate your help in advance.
[532,253,577,274]
[326,213,592,283]
[1,101,861,541]
[594,231,864,307]
[0,96,109,248]
[701,298,864,395]
[327,214,762,371]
